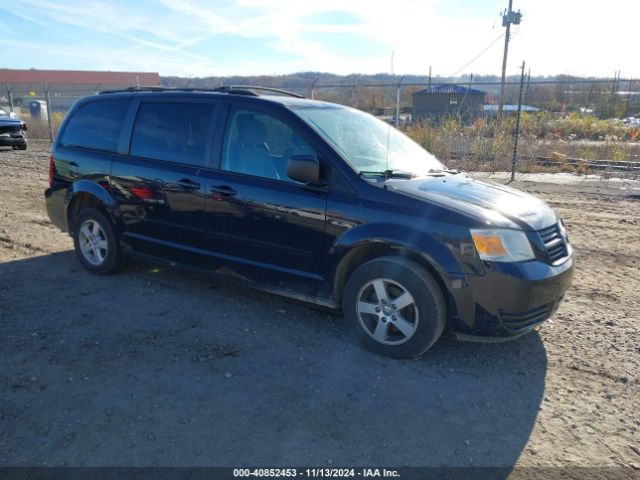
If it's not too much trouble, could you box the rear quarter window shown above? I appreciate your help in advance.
[60,99,128,152]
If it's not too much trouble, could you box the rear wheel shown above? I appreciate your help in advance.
[72,207,125,275]
[343,256,446,358]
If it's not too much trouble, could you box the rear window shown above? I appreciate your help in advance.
[130,102,214,167]
[60,99,128,152]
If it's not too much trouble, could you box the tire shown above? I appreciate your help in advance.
[72,207,126,275]
[343,256,446,359]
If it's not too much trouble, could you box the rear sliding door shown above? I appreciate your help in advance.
[110,97,219,265]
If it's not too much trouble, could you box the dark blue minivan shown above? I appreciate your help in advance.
[45,87,574,358]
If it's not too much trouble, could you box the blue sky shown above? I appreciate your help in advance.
[1,0,638,78]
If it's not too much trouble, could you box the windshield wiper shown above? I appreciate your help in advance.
[428,168,460,175]
[359,169,416,179]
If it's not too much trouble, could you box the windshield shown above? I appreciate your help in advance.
[0,108,8,117]
[290,104,443,176]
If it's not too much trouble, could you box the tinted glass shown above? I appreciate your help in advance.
[222,108,316,182]
[130,102,214,166]
[60,99,128,152]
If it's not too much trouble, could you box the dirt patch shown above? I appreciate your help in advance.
[0,142,638,471]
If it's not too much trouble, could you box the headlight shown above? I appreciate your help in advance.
[470,229,534,262]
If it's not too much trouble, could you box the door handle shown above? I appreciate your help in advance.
[209,185,237,197]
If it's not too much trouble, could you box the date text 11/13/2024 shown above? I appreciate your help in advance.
[233,468,400,477]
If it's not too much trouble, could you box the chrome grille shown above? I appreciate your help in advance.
[538,223,568,263]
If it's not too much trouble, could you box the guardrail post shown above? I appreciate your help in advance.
[6,82,14,113]
[310,77,319,100]
[395,76,404,128]
[511,61,526,181]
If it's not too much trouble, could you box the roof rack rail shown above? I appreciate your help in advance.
[98,85,305,98]
[214,85,304,98]
[99,86,175,94]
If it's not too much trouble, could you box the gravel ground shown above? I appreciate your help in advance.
[0,141,638,475]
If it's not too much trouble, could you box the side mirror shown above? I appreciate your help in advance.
[287,155,320,184]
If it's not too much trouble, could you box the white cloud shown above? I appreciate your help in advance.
[509,0,640,78]
[2,0,639,77]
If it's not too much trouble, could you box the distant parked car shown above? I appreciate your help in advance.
[0,107,27,150]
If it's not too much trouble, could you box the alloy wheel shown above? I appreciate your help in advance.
[78,219,108,266]
[356,278,419,345]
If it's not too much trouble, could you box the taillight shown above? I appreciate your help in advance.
[49,155,54,186]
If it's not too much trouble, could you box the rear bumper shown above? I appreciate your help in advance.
[447,248,575,337]
[45,186,69,232]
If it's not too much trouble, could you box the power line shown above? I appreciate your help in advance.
[449,33,504,78]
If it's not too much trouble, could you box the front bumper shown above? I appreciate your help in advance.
[0,133,27,148]
[447,248,575,337]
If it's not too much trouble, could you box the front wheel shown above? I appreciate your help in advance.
[343,256,446,359]
[72,207,125,275]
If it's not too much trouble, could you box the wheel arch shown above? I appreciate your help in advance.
[66,180,116,234]
[331,239,456,319]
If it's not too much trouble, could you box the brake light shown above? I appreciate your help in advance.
[49,155,54,186]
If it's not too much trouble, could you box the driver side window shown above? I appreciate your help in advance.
[221,108,317,183]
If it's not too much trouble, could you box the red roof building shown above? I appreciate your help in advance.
[0,69,160,86]
[0,69,162,110]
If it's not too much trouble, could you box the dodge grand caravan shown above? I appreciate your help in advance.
[45,86,575,358]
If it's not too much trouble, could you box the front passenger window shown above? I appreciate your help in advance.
[222,109,317,182]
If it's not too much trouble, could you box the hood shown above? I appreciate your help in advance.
[0,116,24,127]
[386,173,557,231]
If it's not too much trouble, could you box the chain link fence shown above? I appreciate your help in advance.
[3,78,639,183]
[1,82,101,141]
[304,78,640,184]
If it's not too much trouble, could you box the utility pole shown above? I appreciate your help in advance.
[498,0,522,115]
[391,51,394,76]
[428,65,432,88]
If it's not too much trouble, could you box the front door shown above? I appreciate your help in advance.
[204,106,328,296]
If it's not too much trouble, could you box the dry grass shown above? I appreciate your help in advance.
[404,113,640,173]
